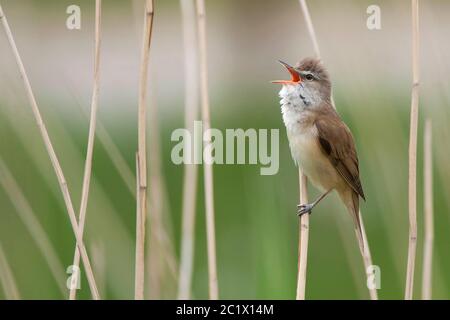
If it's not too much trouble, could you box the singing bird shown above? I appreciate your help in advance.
[273,57,366,251]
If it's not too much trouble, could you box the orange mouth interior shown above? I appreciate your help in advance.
[271,60,302,85]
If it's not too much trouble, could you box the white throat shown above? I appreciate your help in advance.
[279,84,321,131]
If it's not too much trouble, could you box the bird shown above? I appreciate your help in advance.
[272,57,366,252]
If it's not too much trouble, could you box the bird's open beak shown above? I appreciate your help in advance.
[271,60,302,85]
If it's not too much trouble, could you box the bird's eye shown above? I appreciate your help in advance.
[305,74,314,81]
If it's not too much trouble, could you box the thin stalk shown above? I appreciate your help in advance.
[298,0,377,300]
[178,0,199,300]
[359,213,377,300]
[135,0,154,300]
[0,158,67,296]
[70,0,102,300]
[405,0,420,300]
[135,153,145,299]
[421,119,433,300]
[196,0,219,300]
[0,243,20,299]
[0,4,99,299]
[296,173,309,299]
[298,0,320,58]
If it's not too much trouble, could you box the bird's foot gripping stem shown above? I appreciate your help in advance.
[297,203,313,217]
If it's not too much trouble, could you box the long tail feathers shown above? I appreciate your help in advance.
[350,191,366,256]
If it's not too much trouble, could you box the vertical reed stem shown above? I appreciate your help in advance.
[70,0,102,300]
[405,0,420,301]
[298,0,377,300]
[0,4,99,299]
[196,0,219,300]
[135,0,154,300]
[421,119,433,300]
[295,0,313,300]
[178,0,200,300]
[296,173,309,299]
[135,153,145,299]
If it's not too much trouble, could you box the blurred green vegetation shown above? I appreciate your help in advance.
[0,83,449,300]
[0,0,449,301]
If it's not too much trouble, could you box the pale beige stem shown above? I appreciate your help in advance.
[296,173,309,299]
[178,0,200,300]
[70,0,102,300]
[0,243,20,299]
[405,0,420,301]
[135,0,154,300]
[135,154,145,299]
[298,0,377,300]
[422,119,433,300]
[0,158,67,296]
[298,0,320,57]
[359,213,378,300]
[0,4,99,299]
[196,0,219,300]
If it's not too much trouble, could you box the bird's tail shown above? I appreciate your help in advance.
[345,191,365,256]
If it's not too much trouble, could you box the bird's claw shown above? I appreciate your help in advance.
[297,203,313,217]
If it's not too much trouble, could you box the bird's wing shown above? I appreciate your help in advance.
[315,115,365,200]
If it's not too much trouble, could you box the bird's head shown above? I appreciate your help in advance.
[272,57,332,107]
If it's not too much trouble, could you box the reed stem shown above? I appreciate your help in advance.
[135,0,154,300]
[296,173,309,299]
[178,0,200,300]
[405,0,420,301]
[69,0,102,300]
[421,119,433,300]
[196,0,219,300]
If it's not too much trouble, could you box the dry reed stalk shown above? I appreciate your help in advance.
[196,0,219,300]
[135,0,154,300]
[0,243,20,299]
[421,119,433,300]
[178,0,200,300]
[359,213,377,299]
[135,153,145,299]
[0,158,67,295]
[298,0,377,300]
[405,0,420,300]
[0,4,100,299]
[69,0,102,300]
[296,173,309,299]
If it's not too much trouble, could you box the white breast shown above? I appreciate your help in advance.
[279,85,340,191]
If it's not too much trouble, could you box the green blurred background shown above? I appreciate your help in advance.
[0,0,449,299]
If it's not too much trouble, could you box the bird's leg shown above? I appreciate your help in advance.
[297,189,332,216]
